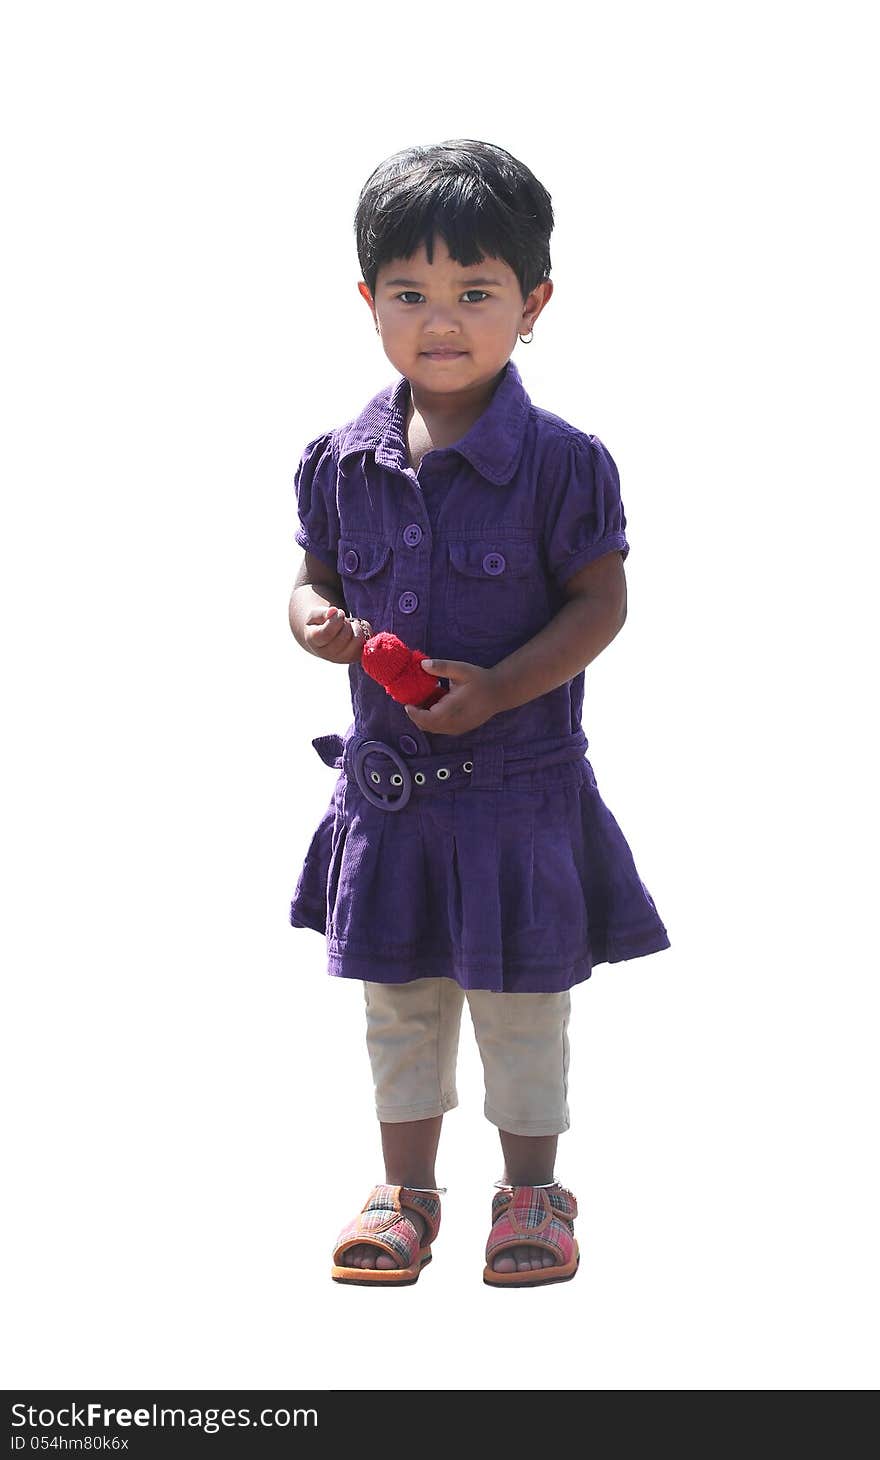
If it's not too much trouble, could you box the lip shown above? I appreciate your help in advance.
[422,350,466,359]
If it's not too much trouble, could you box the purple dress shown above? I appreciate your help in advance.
[289,359,670,992]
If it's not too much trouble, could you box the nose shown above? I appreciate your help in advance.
[423,305,461,335]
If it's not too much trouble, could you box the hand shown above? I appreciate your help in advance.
[403,658,503,737]
[304,607,372,664]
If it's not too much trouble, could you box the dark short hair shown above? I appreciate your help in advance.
[354,138,554,303]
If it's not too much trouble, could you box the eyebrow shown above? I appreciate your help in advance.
[383,276,506,288]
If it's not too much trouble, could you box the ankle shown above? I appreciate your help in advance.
[499,1172,558,1189]
[385,1176,440,1191]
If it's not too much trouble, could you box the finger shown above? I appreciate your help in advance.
[326,635,362,665]
[323,608,348,631]
[311,620,351,655]
[404,699,455,730]
[310,625,346,649]
[403,704,433,727]
[419,658,468,679]
[306,606,343,626]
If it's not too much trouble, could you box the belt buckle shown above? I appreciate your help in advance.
[351,739,413,812]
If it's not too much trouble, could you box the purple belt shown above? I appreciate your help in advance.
[311,728,589,813]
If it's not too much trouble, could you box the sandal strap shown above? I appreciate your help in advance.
[332,1184,442,1267]
[396,1186,443,1244]
[491,1183,577,1224]
[486,1185,578,1266]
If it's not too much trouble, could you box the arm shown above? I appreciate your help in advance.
[490,549,628,713]
[289,549,371,664]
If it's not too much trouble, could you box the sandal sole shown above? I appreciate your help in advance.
[331,1249,432,1286]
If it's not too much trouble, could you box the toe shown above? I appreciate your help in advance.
[339,1209,427,1273]
[491,1243,560,1275]
[341,1242,401,1271]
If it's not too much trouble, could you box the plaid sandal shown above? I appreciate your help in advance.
[331,1183,443,1286]
[483,1182,580,1287]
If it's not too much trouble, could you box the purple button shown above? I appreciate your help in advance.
[399,734,419,755]
[399,591,419,614]
[403,523,423,548]
[343,549,360,573]
[483,551,506,575]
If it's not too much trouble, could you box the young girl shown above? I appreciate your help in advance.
[288,139,670,1287]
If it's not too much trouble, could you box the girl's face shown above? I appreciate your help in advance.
[359,235,552,397]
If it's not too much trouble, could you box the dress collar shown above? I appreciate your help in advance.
[335,358,531,486]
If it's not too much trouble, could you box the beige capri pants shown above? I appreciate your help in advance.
[362,977,571,1137]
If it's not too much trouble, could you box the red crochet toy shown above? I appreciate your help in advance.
[360,631,449,709]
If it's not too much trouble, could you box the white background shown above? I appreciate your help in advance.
[2,0,877,1391]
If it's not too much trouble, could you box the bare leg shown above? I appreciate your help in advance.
[492,1130,561,1273]
[382,1114,443,1188]
[342,1116,443,1270]
[499,1131,558,1186]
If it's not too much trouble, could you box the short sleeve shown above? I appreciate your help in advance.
[542,433,629,590]
[292,430,339,572]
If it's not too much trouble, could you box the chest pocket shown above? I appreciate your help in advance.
[446,539,550,643]
[337,538,393,629]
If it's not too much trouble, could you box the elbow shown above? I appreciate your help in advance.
[605,593,626,647]
[617,579,627,630]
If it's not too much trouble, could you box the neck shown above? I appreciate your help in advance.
[406,365,505,436]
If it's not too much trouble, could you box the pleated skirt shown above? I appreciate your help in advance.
[289,755,670,993]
